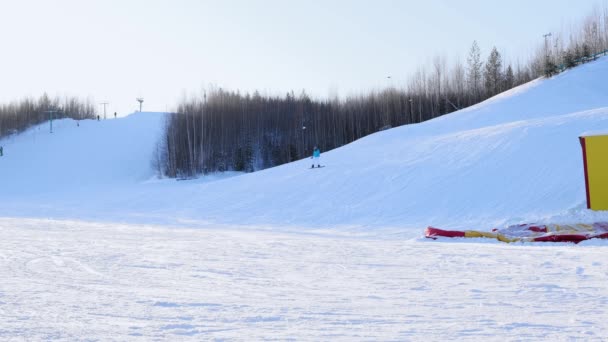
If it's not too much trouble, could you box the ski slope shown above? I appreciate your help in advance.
[0,112,164,196]
[2,58,608,232]
[2,58,608,340]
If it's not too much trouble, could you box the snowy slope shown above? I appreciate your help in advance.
[0,112,164,195]
[2,59,608,234]
[3,57,608,342]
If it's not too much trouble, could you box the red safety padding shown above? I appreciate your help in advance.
[527,225,548,233]
[593,232,608,239]
[532,234,588,243]
[425,227,465,238]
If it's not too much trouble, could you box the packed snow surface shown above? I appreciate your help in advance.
[1,218,607,340]
[1,58,608,340]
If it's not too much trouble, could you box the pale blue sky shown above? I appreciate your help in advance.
[0,0,603,114]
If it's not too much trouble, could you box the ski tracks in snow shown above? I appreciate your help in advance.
[1,218,607,340]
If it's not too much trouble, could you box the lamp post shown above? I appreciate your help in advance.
[543,32,552,63]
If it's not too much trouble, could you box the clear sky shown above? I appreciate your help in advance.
[0,0,603,115]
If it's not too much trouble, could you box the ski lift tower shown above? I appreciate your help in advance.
[136,97,144,112]
[44,110,61,133]
[100,102,109,120]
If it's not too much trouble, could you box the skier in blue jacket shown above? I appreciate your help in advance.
[311,146,321,168]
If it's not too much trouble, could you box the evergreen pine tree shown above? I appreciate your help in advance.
[484,47,503,96]
[563,49,576,68]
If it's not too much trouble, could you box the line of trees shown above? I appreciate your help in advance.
[157,4,608,179]
[0,94,96,139]
[156,43,533,179]
[541,6,608,76]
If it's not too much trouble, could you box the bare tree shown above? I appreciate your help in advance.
[467,40,483,102]
[0,94,95,139]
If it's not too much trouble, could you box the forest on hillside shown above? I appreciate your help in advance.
[0,94,96,139]
[157,42,531,178]
[157,6,608,179]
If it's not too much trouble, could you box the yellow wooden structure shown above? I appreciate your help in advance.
[580,134,608,210]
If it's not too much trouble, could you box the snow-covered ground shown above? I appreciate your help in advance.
[2,218,608,340]
[2,58,608,340]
